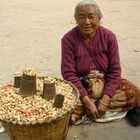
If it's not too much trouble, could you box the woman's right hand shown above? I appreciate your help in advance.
[81,96,100,119]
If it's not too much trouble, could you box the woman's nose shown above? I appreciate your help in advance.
[85,17,90,24]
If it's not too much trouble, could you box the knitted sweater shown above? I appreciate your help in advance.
[61,26,121,97]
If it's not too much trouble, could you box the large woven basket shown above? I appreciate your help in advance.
[2,113,70,140]
[0,78,79,140]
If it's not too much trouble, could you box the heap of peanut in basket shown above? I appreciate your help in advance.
[0,68,78,124]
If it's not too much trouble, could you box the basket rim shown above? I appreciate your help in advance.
[0,76,79,125]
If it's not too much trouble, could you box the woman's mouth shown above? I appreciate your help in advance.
[82,27,92,31]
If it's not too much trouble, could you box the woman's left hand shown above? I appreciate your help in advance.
[96,94,110,116]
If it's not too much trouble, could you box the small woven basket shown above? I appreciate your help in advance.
[0,78,79,140]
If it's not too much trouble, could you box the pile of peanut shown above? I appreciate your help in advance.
[23,68,36,76]
[0,77,78,124]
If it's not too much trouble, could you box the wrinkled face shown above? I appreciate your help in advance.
[75,5,100,39]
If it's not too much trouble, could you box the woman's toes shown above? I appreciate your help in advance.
[70,114,82,124]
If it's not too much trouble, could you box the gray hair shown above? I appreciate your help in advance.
[74,0,102,20]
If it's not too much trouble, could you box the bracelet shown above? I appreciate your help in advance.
[99,100,108,107]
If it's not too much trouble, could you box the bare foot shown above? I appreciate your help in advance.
[70,114,82,124]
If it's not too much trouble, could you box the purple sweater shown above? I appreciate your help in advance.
[61,26,121,97]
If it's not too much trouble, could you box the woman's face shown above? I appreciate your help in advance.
[75,5,100,39]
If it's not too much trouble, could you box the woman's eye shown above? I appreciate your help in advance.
[89,16,96,19]
[78,16,84,19]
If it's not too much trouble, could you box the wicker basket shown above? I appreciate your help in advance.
[2,113,70,140]
[0,78,79,140]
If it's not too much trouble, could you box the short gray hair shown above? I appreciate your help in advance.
[74,0,102,20]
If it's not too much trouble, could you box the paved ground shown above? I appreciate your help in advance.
[0,0,140,140]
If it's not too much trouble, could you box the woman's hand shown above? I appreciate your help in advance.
[96,94,110,116]
[82,96,100,119]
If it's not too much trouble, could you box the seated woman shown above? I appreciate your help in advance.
[61,0,140,124]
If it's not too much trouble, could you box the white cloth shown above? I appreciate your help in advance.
[0,127,5,133]
[74,111,127,125]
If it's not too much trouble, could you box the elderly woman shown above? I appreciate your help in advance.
[61,0,140,124]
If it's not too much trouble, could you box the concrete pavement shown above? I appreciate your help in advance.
[0,0,140,140]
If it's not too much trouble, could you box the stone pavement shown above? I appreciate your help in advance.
[0,0,140,140]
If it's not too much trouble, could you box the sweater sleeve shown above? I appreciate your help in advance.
[61,37,88,97]
[103,35,121,97]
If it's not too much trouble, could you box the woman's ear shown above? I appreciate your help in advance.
[75,18,78,25]
[99,18,103,25]
[74,15,77,21]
